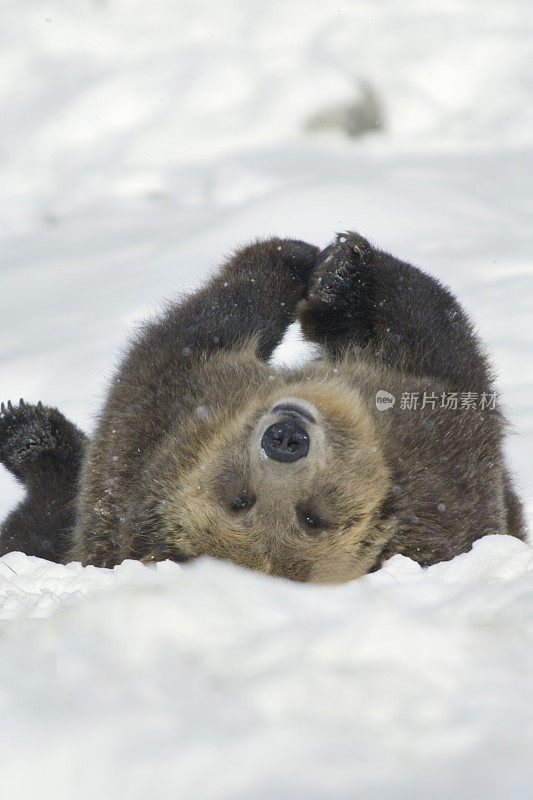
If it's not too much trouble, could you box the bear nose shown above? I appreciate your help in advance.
[261,419,310,462]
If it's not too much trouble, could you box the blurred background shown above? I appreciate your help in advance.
[1,0,532,519]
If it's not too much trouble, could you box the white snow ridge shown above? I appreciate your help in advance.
[1,0,533,798]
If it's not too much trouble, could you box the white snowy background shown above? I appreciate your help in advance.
[1,1,532,798]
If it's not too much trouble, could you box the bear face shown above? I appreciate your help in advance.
[155,375,394,582]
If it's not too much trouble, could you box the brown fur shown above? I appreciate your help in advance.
[1,233,526,580]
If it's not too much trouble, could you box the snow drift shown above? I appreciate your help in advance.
[1,535,533,799]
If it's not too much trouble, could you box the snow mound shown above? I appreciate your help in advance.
[1,534,533,799]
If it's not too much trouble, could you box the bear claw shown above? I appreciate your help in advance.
[0,401,64,475]
[306,231,371,307]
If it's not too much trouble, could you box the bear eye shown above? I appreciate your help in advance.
[229,491,255,512]
[297,507,329,532]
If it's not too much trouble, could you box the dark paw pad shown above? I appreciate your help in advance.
[297,232,375,344]
[308,232,371,306]
[0,400,79,477]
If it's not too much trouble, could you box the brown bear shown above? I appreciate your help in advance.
[0,232,525,581]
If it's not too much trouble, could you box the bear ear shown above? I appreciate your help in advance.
[139,545,194,565]
[375,492,399,523]
[135,528,195,564]
[341,500,399,576]
[360,503,400,573]
[129,501,195,564]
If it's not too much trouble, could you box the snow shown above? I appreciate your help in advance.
[1,1,533,797]
[2,537,533,798]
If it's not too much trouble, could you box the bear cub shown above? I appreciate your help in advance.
[0,232,525,582]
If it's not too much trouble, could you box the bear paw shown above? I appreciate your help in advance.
[309,232,372,305]
[0,399,79,478]
[297,232,375,343]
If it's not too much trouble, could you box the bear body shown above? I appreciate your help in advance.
[0,233,525,581]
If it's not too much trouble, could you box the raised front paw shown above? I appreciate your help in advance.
[309,232,373,303]
[0,399,85,479]
[297,231,375,344]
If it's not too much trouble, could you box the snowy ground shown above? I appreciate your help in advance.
[2,537,533,799]
[1,1,533,798]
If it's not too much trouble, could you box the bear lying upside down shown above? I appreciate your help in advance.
[0,232,526,582]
